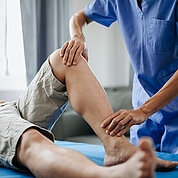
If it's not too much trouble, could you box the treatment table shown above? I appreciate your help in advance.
[0,141,178,178]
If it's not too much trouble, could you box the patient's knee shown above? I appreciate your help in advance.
[49,49,67,84]
[49,48,88,84]
[50,48,87,68]
[16,128,47,164]
[50,49,63,66]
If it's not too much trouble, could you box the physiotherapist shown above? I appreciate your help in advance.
[60,0,178,154]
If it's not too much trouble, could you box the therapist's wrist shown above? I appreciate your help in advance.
[72,34,85,42]
[138,104,154,118]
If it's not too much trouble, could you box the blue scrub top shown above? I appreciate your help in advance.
[84,0,178,124]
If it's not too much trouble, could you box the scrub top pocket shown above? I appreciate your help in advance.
[148,18,176,53]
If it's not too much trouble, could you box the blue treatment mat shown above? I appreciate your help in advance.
[0,141,178,178]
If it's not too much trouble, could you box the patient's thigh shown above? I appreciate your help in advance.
[0,101,54,171]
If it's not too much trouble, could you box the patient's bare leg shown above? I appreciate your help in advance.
[17,129,155,178]
[49,49,177,170]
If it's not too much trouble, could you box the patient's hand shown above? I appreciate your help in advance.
[60,39,88,66]
[101,108,148,136]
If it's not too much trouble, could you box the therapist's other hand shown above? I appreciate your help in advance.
[60,39,88,66]
[100,108,147,137]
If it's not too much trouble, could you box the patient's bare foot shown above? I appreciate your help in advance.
[104,136,178,171]
[108,137,155,178]
[156,158,178,171]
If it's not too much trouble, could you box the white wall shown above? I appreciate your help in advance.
[71,0,130,87]
[0,0,131,102]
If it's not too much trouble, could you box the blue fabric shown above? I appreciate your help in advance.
[131,119,178,154]
[84,0,178,153]
[0,141,178,178]
[46,100,69,130]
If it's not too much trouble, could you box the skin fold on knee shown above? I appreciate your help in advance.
[16,129,50,166]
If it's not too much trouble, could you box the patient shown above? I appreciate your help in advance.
[0,49,177,178]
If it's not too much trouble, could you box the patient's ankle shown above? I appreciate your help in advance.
[103,134,128,152]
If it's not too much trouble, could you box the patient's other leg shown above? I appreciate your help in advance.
[49,49,177,170]
[17,129,155,178]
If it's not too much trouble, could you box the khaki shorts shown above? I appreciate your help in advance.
[0,58,69,171]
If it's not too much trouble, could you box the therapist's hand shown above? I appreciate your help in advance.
[60,38,88,66]
[100,108,148,137]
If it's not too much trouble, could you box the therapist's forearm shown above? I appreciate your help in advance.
[139,70,178,117]
[69,9,92,41]
[60,10,92,66]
